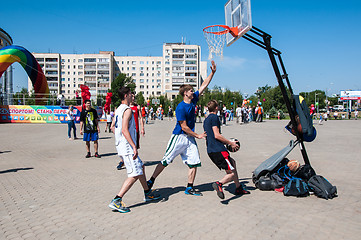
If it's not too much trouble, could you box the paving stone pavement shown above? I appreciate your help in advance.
[0,119,360,240]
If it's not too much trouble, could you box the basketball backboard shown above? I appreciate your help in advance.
[225,0,252,46]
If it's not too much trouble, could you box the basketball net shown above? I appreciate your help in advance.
[203,25,228,60]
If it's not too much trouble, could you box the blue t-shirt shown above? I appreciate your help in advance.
[203,113,227,153]
[173,91,200,135]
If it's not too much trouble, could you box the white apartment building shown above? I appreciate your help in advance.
[31,51,113,100]
[163,43,204,100]
[113,56,163,99]
[30,43,207,101]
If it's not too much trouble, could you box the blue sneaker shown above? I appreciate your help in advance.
[144,190,161,202]
[108,198,130,213]
[185,187,203,196]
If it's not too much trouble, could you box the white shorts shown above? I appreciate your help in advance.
[121,154,144,177]
[161,134,201,167]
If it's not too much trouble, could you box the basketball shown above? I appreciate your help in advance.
[287,160,300,172]
[226,138,240,152]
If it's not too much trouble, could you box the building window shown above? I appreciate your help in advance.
[84,58,96,62]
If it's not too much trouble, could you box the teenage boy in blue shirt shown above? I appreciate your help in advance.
[147,61,217,196]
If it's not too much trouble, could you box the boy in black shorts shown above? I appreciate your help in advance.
[203,100,250,199]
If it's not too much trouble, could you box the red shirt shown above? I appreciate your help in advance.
[131,105,139,132]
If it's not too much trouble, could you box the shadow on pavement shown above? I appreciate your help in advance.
[0,150,11,154]
[100,152,118,157]
[151,186,185,202]
[143,161,160,166]
[0,167,34,174]
[99,137,112,140]
[220,180,255,204]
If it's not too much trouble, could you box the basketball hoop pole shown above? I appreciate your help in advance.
[242,26,311,166]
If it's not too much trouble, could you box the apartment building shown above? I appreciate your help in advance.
[163,43,204,100]
[31,52,113,100]
[113,56,163,99]
[30,43,207,101]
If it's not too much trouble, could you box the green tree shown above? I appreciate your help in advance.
[255,85,271,99]
[135,92,145,106]
[299,90,326,109]
[110,73,135,107]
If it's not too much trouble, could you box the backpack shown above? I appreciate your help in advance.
[294,164,316,181]
[308,175,337,200]
[283,178,309,197]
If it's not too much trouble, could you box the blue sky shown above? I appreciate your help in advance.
[2,0,361,96]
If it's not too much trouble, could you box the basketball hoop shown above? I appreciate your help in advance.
[203,25,239,59]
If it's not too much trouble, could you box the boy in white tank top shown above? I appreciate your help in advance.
[108,87,161,213]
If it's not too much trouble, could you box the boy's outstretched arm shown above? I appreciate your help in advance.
[198,60,216,95]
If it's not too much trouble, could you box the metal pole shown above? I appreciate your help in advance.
[243,26,311,166]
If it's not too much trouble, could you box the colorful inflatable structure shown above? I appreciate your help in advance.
[0,45,49,104]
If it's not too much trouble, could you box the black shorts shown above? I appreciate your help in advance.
[208,151,235,171]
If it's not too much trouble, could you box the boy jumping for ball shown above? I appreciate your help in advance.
[146,61,217,196]
[108,87,160,213]
[203,100,250,199]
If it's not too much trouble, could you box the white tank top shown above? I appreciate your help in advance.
[114,104,137,155]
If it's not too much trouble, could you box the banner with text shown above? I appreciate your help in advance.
[0,105,103,123]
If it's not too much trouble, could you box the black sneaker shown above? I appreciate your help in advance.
[212,181,225,199]
[235,185,250,195]
[147,180,154,190]
[94,153,101,158]
[85,152,91,158]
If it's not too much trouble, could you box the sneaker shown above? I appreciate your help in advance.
[94,153,101,158]
[212,181,225,199]
[235,185,251,195]
[116,161,124,170]
[108,198,130,213]
[144,190,161,202]
[85,152,91,158]
[185,187,203,196]
[147,180,154,190]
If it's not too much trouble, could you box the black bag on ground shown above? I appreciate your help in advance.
[271,173,284,188]
[283,178,309,197]
[294,164,316,181]
[256,175,277,191]
[308,175,337,200]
